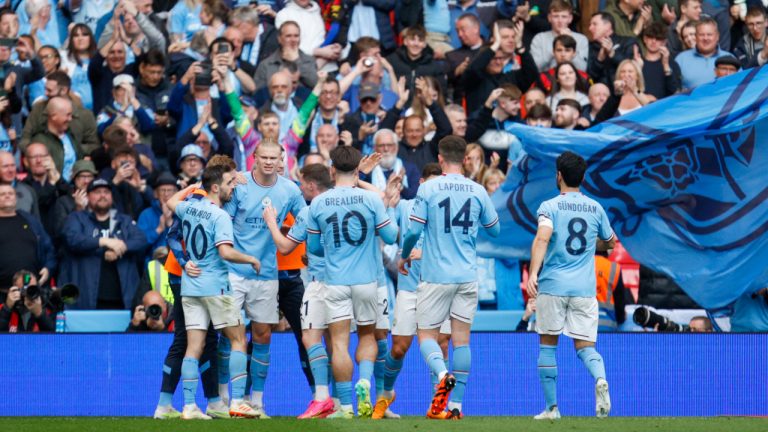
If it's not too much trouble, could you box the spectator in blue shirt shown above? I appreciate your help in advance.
[674,18,732,90]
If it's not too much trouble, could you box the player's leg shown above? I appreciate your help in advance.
[566,297,609,418]
[225,274,248,404]
[351,282,380,418]
[416,282,457,418]
[201,323,228,418]
[246,280,279,415]
[534,294,566,420]
[325,283,355,418]
[373,284,391,399]
[297,281,334,419]
[436,322,451,390]
[373,289,417,419]
[216,335,231,405]
[155,281,184,419]
[180,296,211,419]
[279,275,314,390]
[443,281,479,419]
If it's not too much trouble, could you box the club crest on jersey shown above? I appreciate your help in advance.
[262,197,272,208]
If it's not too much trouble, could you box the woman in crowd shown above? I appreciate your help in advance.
[60,24,98,111]
[546,61,589,112]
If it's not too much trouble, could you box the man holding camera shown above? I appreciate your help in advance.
[128,290,173,332]
[0,270,56,332]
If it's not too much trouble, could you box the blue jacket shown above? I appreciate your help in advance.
[359,0,397,51]
[167,82,232,142]
[59,209,147,310]
[17,210,57,275]
[137,199,167,260]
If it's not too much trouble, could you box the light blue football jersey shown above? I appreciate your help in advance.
[409,174,499,284]
[536,192,615,297]
[224,173,306,280]
[176,198,234,297]
[308,186,392,286]
[396,199,422,293]
[287,206,325,282]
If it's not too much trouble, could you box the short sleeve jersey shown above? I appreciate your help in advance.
[308,186,392,286]
[409,173,499,284]
[224,173,306,280]
[176,199,234,297]
[536,192,614,297]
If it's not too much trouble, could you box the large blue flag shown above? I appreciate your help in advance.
[479,67,768,309]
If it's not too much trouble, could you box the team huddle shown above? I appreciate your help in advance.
[164,135,614,421]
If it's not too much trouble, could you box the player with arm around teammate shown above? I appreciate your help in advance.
[398,135,501,419]
[526,151,616,420]
[166,163,262,420]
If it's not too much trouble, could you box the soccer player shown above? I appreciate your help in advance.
[261,163,336,419]
[307,146,399,418]
[399,136,500,419]
[153,156,239,420]
[373,162,443,419]
[526,151,615,420]
[166,164,262,420]
[223,140,306,417]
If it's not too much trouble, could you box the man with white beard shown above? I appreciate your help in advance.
[364,129,420,199]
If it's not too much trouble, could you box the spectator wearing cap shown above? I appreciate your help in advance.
[96,74,155,135]
[340,81,388,155]
[26,97,84,182]
[51,159,97,243]
[137,172,179,261]
[0,183,55,295]
[176,144,205,188]
[21,142,70,237]
[59,178,147,310]
[88,32,137,114]
[20,71,100,159]
[254,21,319,90]
[714,56,741,78]
[675,18,733,90]
[733,7,767,69]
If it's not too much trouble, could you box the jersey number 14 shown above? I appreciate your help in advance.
[438,198,473,234]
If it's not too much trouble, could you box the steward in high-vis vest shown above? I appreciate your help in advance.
[595,255,628,330]
[147,257,173,305]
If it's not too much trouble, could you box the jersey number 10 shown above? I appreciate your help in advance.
[325,211,368,247]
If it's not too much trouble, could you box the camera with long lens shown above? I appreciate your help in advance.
[146,304,163,320]
[633,307,690,332]
[19,283,79,312]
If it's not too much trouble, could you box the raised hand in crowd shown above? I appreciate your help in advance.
[485,88,506,109]
[489,152,501,170]
[415,77,435,107]
[339,130,353,147]
[598,37,615,62]
[384,170,404,208]
[395,76,410,110]
[661,3,676,25]
[358,153,382,175]
[514,1,531,23]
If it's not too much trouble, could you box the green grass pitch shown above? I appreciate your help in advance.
[3,417,767,432]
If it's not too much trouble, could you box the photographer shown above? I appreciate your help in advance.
[127,290,173,332]
[633,307,714,332]
[0,270,55,333]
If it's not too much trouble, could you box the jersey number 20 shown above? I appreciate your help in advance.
[182,221,208,260]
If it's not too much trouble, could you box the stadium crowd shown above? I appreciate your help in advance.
[0,0,767,336]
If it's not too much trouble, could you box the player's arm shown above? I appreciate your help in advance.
[167,184,199,213]
[480,192,501,237]
[218,243,261,273]
[596,236,616,252]
[262,206,301,255]
[527,216,553,298]
[307,232,323,256]
[400,220,424,259]
[596,207,616,251]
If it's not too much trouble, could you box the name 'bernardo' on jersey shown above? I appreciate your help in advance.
[557,201,598,214]
[184,207,213,220]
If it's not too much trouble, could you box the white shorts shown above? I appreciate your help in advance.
[182,295,242,330]
[376,284,390,330]
[535,294,598,343]
[394,290,454,336]
[229,274,279,324]
[416,282,478,330]
[325,281,378,326]
[301,280,328,330]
